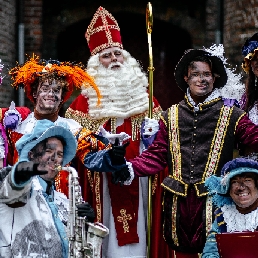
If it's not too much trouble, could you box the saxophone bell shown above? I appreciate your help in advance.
[60,166,109,258]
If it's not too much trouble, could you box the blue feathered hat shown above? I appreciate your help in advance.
[242,33,258,73]
[15,119,77,166]
[205,157,258,207]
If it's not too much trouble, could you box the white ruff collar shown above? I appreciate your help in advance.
[221,204,258,232]
[248,103,258,125]
[186,88,221,111]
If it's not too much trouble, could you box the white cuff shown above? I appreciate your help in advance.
[123,162,135,185]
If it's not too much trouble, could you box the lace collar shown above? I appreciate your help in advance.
[186,88,221,111]
[221,204,258,232]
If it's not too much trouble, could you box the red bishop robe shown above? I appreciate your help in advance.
[65,93,174,257]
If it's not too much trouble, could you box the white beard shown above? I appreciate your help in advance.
[81,50,149,119]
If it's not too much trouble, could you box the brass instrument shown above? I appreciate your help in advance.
[57,166,109,258]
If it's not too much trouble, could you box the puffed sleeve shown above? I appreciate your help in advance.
[202,220,220,258]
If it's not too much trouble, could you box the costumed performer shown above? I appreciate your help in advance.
[3,56,131,196]
[0,119,95,257]
[64,6,171,258]
[202,157,258,257]
[120,47,258,257]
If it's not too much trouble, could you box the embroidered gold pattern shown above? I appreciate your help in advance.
[205,196,213,236]
[169,105,182,180]
[204,106,232,178]
[86,168,94,192]
[218,221,226,226]
[195,106,232,196]
[215,211,223,217]
[94,172,102,222]
[66,108,109,133]
[85,7,123,55]
[66,106,162,140]
[151,174,158,195]
[111,118,116,134]
[117,209,132,233]
[171,194,179,246]
[234,112,246,132]
[161,107,187,196]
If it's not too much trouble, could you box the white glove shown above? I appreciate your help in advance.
[99,126,131,145]
[143,117,159,136]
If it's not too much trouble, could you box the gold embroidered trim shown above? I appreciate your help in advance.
[171,194,179,246]
[66,108,109,133]
[195,106,232,197]
[218,221,226,226]
[111,117,116,134]
[234,112,246,133]
[161,183,188,197]
[151,174,158,195]
[85,7,123,55]
[205,196,213,236]
[91,135,98,151]
[198,97,221,111]
[215,211,223,217]
[0,108,2,121]
[161,106,187,196]
[170,105,182,180]
[87,169,94,192]
[204,106,232,178]
[66,106,162,141]
[94,172,102,222]
[117,209,132,233]
[160,115,167,127]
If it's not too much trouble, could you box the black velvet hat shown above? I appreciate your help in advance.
[174,49,228,92]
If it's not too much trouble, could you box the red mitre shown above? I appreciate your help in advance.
[85,6,123,55]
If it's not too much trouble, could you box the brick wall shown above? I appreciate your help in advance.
[2,0,258,108]
[0,0,16,107]
[24,0,43,57]
[224,0,258,75]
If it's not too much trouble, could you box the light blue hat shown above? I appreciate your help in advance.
[205,157,258,207]
[15,119,77,166]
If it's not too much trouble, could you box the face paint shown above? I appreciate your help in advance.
[32,137,64,182]
[184,61,215,104]
[35,79,63,114]
[230,174,258,209]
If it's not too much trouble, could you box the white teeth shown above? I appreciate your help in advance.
[238,193,248,197]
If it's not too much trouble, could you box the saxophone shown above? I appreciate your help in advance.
[58,166,109,258]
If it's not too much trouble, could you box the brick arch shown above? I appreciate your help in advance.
[57,12,192,110]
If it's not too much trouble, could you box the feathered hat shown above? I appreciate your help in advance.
[174,48,228,92]
[205,157,258,207]
[242,33,258,73]
[9,55,101,105]
[16,119,77,166]
[85,6,123,55]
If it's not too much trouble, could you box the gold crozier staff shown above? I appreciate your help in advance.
[146,2,154,258]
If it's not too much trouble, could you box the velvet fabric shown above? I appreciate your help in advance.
[163,188,206,254]
[174,252,200,258]
[177,187,205,253]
